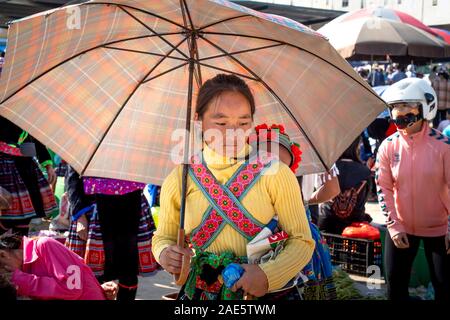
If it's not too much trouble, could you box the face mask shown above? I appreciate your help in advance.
[392,113,421,129]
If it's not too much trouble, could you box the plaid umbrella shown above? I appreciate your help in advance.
[318,13,450,62]
[0,0,387,286]
[0,0,387,184]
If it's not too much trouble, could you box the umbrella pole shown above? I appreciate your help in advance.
[174,58,195,287]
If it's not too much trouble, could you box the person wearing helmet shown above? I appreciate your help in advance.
[375,78,450,301]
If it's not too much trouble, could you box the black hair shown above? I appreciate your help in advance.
[196,74,255,119]
[339,136,362,163]
[438,71,449,80]
[0,234,22,251]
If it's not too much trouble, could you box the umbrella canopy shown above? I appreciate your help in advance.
[318,14,450,62]
[0,0,386,185]
[430,27,450,45]
[336,7,440,38]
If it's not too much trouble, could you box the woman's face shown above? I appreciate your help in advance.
[195,91,253,156]
[391,103,419,118]
[391,103,423,133]
[0,249,23,272]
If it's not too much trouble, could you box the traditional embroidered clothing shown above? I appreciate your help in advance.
[66,195,158,277]
[0,117,56,227]
[0,152,56,221]
[65,167,158,301]
[153,144,315,297]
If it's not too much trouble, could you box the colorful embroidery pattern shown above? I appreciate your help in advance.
[189,156,271,249]
[0,142,23,156]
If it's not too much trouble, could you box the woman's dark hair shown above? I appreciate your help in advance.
[438,71,449,80]
[196,74,255,119]
[0,234,22,251]
[339,137,362,163]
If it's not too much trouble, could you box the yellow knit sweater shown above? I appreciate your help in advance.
[152,144,315,291]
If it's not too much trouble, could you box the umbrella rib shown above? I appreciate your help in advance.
[197,15,252,32]
[181,0,195,30]
[201,31,387,107]
[80,37,189,176]
[0,32,185,105]
[199,34,329,171]
[103,46,187,62]
[180,0,203,88]
[82,2,188,30]
[118,5,189,60]
[195,61,259,82]
[179,0,189,30]
[142,63,189,84]
[199,43,285,62]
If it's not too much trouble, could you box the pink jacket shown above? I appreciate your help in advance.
[11,237,105,300]
[375,124,450,237]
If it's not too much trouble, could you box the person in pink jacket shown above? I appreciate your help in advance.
[0,234,117,300]
[376,78,450,301]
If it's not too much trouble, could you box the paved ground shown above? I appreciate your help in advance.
[136,270,179,300]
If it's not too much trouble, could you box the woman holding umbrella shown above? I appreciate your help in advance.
[152,74,315,300]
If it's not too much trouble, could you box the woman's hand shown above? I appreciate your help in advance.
[392,232,409,249]
[45,165,57,186]
[101,281,118,300]
[76,214,89,241]
[231,264,269,297]
[159,245,193,274]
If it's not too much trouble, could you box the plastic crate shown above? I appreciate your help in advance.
[322,233,383,276]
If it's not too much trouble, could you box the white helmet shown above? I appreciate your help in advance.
[382,78,437,121]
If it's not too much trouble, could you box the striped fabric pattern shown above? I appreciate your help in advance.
[65,195,158,277]
[0,153,57,219]
[0,0,386,185]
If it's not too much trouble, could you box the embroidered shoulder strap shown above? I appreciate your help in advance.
[189,156,272,250]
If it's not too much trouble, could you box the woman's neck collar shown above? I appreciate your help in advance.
[202,143,251,166]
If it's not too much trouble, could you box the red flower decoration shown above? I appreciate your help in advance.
[238,220,253,232]
[202,176,213,187]
[206,220,219,230]
[217,196,232,210]
[289,142,302,174]
[237,172,254,185]
[254,123,269,132]
[196,231,207,240]
[251,123,303,174]
[229,183,243,196]
[229,210,243,222]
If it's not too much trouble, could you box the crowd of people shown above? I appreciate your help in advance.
[0,48,449,301]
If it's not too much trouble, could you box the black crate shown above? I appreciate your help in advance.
[322,233,383,276]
